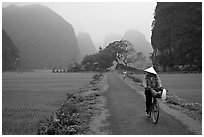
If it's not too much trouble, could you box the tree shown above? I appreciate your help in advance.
[81,54,96,71]
[151,2,202,71]
[81,40,137,71]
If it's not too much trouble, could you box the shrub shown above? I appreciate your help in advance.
[60,103,79,115]
[38,103,81,135]
[127,75,142,83]
[92,74,101,81]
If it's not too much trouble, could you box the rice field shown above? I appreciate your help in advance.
[132,73,202,104]
[2,70,96,135]
[2,71,202,134]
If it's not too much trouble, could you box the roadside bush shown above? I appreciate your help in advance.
[92,73,102,81]
[75,95,85,103]
[166,94,181,105]
[66,93,85,103]
[38,92,82,135]
[182,103,201,111]
[38,102,81,135]
[60,103,79,115]
[166,94,202,115]
[127,74,142,83]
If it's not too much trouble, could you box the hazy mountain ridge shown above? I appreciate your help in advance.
[77,32,96,58]
[103,30,153,69]
[123,29,153,56]
[103,33,123,48]
[3,4,81,69]
[103,30,153,56]
[123,30,153,69]
[2,29,19,71]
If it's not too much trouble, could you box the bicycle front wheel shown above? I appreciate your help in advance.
[151,102,159,124]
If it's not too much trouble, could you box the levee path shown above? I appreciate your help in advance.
[100,71,200,135]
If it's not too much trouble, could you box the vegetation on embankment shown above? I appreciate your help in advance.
[165,94,202,121]
[38,73,105,135]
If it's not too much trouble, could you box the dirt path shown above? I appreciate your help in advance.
[103,72,195,135]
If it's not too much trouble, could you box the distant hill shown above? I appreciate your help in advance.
[77,32,96,58]
[3,4,81,69]
[123,30,153,69]
[103,33,123,48]
[2,29,19,71]
[123,30,153,56]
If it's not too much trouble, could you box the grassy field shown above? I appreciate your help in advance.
[132,73,202,104]
[2,70,96,135]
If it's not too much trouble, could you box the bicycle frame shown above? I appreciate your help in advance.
[146,87,166,124]
[150,97,160,124]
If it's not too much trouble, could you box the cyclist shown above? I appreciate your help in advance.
[123,71,127,79]
[143,66,162,117]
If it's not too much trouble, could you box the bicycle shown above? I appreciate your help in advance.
[149,96,160,124]
[147,88,166,124]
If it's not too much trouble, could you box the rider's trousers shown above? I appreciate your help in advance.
[145,89,152,112]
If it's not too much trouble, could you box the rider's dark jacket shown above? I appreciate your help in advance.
[143,74,162,90]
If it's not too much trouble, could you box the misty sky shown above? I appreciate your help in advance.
[3,2,156,48]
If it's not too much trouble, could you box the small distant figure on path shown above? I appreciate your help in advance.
[123,71,127,80]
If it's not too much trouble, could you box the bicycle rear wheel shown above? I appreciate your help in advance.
[151,101,159,124]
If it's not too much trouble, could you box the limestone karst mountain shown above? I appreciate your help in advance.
[2,29,19,71]
[3,4,81,69]
[103,33,123,48]
[123,29,153,56]
[123,30,153,69]
[77,32,96,58]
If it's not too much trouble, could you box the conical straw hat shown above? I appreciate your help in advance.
[144,67,157,75]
